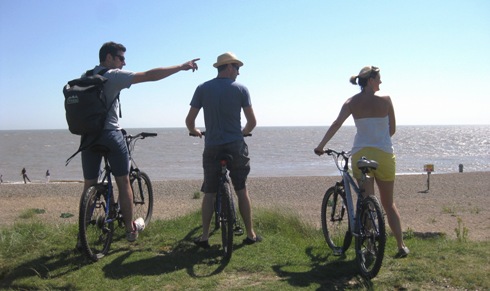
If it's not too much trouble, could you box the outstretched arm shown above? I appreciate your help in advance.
[132,58,200,84]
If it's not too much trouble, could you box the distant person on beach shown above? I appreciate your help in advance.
[78,41,199,243]
[45,169,50,183]
[21,167,31,184]
[0,174,3,184]
[314,65,409,258]
[186,52,260,248]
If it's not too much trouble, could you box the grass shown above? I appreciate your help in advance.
[1,209,489,290]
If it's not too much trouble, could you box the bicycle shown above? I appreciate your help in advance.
[78,130,156,262]
[190,132,246,260]
[319,148,386,279]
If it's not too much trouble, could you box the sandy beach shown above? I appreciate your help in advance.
[0,172,489,241]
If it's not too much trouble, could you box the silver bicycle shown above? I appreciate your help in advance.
[320,148,386,279]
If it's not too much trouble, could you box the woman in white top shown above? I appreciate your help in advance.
[314,66,409,258]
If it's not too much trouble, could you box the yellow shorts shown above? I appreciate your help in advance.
[352,147,396,182]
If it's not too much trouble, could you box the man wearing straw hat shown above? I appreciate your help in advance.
[186,52,261,248]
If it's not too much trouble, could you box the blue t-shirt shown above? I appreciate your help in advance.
[190,78,252,146]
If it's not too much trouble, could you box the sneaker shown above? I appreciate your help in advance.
[134,217,146,232]
[126,217,145,242]
[394,246,410,258]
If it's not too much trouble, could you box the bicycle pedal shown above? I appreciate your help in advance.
[333,248,344,256]
[233,227,244,236]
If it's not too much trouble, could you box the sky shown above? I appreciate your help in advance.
[0,0,489,130]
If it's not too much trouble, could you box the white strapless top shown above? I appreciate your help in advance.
[352,116,393,154]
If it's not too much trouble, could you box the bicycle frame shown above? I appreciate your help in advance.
[330,151,366,235]
[340,170,361,233]
[98,155,118,225]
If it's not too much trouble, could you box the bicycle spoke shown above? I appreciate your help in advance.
[321,186,352,254]
[78,185,114,262]
[355,196,386,279]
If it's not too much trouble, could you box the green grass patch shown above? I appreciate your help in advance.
[0,209,489,290]
[18,208,46,219]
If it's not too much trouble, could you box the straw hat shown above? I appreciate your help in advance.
[213,52,243,68]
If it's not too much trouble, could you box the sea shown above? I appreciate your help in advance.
[0,125,489,183]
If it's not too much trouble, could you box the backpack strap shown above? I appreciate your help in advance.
[65,134,98,166]
[86,68,121,117]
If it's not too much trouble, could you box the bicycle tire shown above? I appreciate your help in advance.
[130,170,154,226]
[220,181,234,260]
[321,185,352,255]
[355,195,386,279]
[78,184,114,262]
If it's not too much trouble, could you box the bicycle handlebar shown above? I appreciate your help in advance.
[321,148,351,172]
[324,148,350,158]
[189,131,252,137]
[128,132,158,140]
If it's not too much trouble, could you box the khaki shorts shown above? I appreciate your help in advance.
[352,147,396,182]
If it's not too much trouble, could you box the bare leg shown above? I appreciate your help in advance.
[200,193,216,241]
[235,187,257,240]
[115,175,134,233]
[376,179,406,250]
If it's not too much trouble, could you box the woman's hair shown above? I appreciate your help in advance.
[99,41,127,63]
[350,66,380,89]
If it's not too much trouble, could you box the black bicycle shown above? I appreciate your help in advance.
[78,130,156,262]
[320,149,386,279]
[190,132,245,260]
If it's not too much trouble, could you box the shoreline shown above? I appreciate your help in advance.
[0,170,486,185]
[1,172,489,241]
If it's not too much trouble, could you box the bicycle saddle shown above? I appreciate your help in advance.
[216,153,233,162]
[90,144,110,154]
[356,157,378,170]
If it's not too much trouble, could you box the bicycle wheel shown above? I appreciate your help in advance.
[78,185,114,262]
[321,185,352,255]
[130,170,154,226]
[220,181,234,260]
[355,196,386,279]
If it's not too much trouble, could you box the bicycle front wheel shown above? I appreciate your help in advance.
[220,181,234,260]
[130,170,154,226]
[355,196,386,279]
[78,185,114,262]
[321,186,352,255]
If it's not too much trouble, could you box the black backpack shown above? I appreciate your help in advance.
[63,68,121,165]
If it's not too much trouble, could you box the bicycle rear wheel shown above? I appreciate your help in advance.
[321,185,352,255]
[355,196,386,279]
[220,181,234,260]
[130,170,154,226]
[78,185,114,262]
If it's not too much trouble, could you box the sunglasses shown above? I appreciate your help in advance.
[370,66,379,78]
[114,55,125,62]
[231,64,240,71]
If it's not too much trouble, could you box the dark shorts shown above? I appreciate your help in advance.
[201,140,250,193]
[81,130,130,179]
